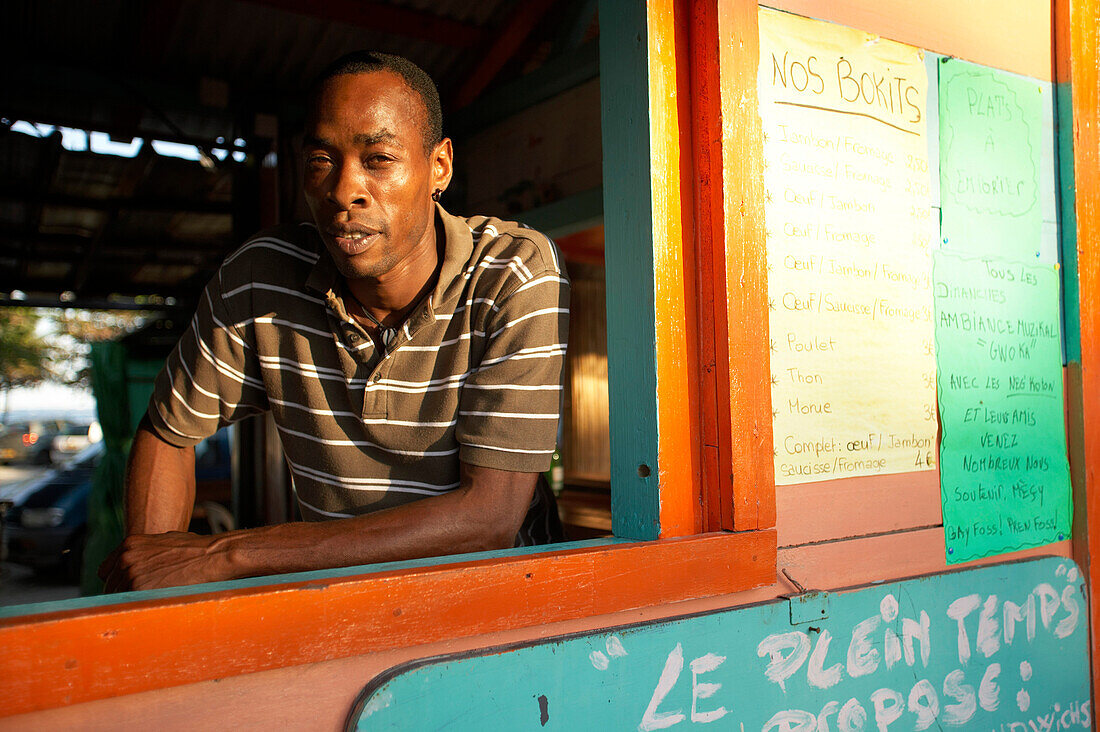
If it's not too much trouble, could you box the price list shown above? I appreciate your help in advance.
[758,8,939,484]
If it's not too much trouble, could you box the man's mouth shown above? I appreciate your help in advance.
[327,227,380,256]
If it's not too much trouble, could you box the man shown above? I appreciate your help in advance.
[99,52,569,592]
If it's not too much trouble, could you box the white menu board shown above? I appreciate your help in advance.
[758,7,938,484]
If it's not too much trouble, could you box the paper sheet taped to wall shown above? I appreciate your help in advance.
[933,253,1071,563]
[939,58,1044,260]
[758,8,938,484]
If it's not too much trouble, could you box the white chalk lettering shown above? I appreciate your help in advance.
[907,680,939,731]
[847,616,881,677]
[941,669,977,725]
[902,612,932,667]
[978,663,1001,712]
[1056,584,1081,639]
[808,630,843,690]
[947,595,981,665]
[1003,596,1036,645]
[690,654,729,724]
[1035,583,1061,630]
[977,595,1001,658]
[758,632,812,691]
[639,644,686,731]
[870,688,904,731]
[763,710,817,732]
[837,698,868,732]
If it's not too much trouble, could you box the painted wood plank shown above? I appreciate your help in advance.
[763,0,1053,80]
[776,471,942,547]
[0,538,623,621]
[779,528,1073,595]
[688,0,730,533]
[1054,0,1100,696]
[460,80,602,219]
[1,531,1074,731]
[0,531,776,717]
[517,187,604,241]
[646,0,703,538]
[718,0,776,531]
[598,0,661,540]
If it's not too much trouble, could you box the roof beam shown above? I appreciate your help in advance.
[0,188,234,216]
[3,60,243,149]
[449,39,598,136]
[451,0,559,109]
[70,148,159,295]
[240,0,487,49]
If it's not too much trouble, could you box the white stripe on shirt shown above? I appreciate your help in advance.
[224,237,319,266]
[222,282,325,305]
[460,410,559,420]
[490,307,568,339]
[276,424,459,457]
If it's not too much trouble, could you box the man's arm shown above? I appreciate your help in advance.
[125,417,196,534]
[99,457,537,592]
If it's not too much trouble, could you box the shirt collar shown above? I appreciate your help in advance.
[430,202,474,315]
[303,203,472,317]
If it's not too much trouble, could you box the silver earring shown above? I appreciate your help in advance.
[432,189,442,202]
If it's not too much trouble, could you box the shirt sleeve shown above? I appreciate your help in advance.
[457,267,570,472]
[145,268,269,447]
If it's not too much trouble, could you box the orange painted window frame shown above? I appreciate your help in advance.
[7,0,1096,717]
[0,0,779,717]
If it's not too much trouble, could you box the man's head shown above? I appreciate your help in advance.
[308,51,443,154]
[303,52,452,282]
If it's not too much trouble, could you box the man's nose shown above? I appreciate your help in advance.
[326,165,370,210]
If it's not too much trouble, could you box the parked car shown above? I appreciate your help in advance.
[0,419,79,465]
[3,429,233,581]
[50,421,102,463]
[3,442,100,579]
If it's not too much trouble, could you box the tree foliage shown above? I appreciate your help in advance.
[0,306,148,395]
[0,307,60,392]
[52,309,148,387]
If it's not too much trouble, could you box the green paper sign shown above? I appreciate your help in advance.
[933,252,1071,564]
[939,58,1043,259]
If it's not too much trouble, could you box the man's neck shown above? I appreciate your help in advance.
[345,224,443,327]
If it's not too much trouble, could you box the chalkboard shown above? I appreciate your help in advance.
[348,557,1088,730]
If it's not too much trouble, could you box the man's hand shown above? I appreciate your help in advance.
[98,532,231,593]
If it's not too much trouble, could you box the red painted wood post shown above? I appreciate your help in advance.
[1054,0,1100,696]
[716,0,776,532]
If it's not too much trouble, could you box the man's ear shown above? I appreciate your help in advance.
[431,138,454,196]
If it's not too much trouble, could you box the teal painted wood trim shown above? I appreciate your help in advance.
[598,0,660,540]
[518,187,603,239]
[0,538,628,620]
[1054,80,1081,363]
[449,40,599,137]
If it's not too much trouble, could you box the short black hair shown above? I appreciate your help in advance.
[309,51,443,154]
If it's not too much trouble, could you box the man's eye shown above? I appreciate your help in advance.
[307,155,332,167]
[367,155,393,166]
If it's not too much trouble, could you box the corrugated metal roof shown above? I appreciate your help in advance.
[1,0,577,306]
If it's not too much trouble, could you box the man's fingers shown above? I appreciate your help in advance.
[103,562,131,594]
[97,544,123,581]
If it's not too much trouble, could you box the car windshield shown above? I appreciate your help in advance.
[61,442,104,470]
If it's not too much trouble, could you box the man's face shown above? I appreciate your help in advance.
[303,71,452,281]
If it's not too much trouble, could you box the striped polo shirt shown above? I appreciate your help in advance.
[147,205,569,536]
